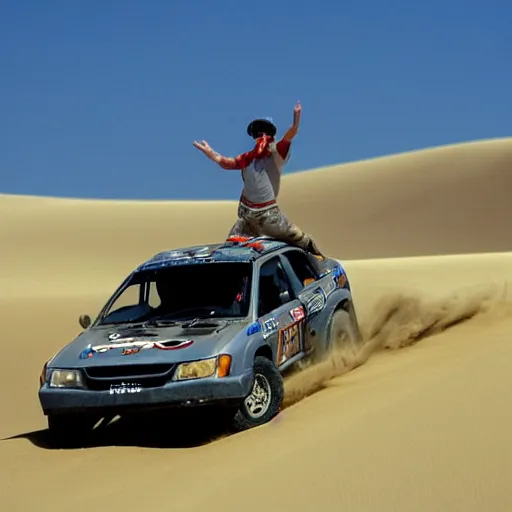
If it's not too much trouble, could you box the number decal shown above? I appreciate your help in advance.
[276,321,303,365]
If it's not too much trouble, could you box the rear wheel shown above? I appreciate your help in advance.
[327,308,362,361]
[230,356,284,432]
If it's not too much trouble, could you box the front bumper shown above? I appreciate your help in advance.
[39,370,254,415]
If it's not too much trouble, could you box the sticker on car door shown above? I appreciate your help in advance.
[276,320,304,365]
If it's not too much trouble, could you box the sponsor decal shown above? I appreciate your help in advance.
[261,318,278,339]
[79,345,94,359]
[109,382,142,395]
[304,287,327,316]
[276,321,303,365]
[321,265,347,296]
[289,306,305,322]
[246,322,262,336]
[107,336,145,345]
[79,339,193,359]
[122,347,142,356]
[108,330,160,342]
[323,276,337,296]
[332,265,347,287]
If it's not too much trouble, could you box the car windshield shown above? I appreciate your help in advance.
[98,262,253,325]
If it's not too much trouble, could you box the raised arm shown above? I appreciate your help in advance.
[193,140,242,169]
[281,101,302,142]
[193,135,272,170]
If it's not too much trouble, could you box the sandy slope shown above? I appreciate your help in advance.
[1,137,512,511]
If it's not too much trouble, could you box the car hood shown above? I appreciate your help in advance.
[48,320,249,369]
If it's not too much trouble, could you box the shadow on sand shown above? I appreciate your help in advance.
[3,410,231,450]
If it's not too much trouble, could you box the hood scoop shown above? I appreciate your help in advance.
[107,329,160,340]
[179,319,228,334]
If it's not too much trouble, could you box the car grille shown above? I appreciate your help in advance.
[83,364,176,391]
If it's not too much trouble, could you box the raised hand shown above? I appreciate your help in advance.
[193,140,214,157]
[293,101,302,127]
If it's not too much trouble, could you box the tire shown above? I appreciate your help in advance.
[326,308,362,359]
[230,356,284,432]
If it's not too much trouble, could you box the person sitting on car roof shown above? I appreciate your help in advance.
[193,101,325,259]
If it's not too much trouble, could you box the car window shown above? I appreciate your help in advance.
[281,249,319,288]
[108,283,142,313]
[99,262,253,324]
[258,257,294,317]
[147,281,161,308]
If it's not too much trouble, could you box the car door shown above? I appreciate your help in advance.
[256,256,307,369]
[278,249,327,354]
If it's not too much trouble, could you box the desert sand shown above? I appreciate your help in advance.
[1,137,512,511]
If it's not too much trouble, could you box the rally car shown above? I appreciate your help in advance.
[38,236,362,442]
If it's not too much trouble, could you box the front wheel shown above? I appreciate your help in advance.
[230,356,284,432]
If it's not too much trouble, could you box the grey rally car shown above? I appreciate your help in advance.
[38,236,362,439]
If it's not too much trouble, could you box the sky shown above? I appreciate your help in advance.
[1,0,511,201]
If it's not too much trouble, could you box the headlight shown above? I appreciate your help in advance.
[174,355,231,381]
[49,369,85,389]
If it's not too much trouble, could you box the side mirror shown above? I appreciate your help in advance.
[79,314,92,329]
[279,290,291,304]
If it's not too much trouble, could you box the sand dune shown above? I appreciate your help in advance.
[1,137,512,511]
[278,137,512,259]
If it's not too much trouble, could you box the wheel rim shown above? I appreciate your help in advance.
[331,316,359,359]
[334,325,347,342]
[332,313,356,346]
[332,320,348,346]
[244,373,272,419]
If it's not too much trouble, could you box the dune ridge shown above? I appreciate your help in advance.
[2,137,512,293]
[2,137,512,512]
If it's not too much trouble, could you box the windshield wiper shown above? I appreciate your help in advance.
[181,317,225,328]
[99,320,147,327]
[99,317,179,328]
[182,318,207,328]
[145,318,179,327]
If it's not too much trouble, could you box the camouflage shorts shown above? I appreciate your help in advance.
[227,203,324,256]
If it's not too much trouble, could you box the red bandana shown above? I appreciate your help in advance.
[234,134,274,169]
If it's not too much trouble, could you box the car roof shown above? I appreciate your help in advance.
[135,237,291,272]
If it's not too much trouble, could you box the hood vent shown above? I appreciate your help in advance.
[180,319,228,334]
[108,329,160,340]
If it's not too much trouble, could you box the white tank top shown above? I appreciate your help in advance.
[240,142,291,210]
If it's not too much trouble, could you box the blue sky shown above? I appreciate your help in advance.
[1,0,511,200]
